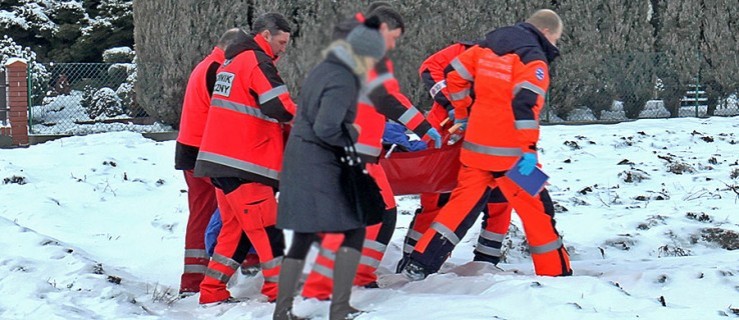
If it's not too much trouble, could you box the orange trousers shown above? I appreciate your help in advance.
[301,163,396,299]
[398,187,512,273]
[199,183,285,303]
[180,170,218,293]
[412,166,571,276]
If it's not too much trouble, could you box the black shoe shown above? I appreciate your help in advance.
[395,256,410,274]
[363,281,380,289]
[401,260,430,281]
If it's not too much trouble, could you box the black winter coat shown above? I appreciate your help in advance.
[277,44,364,232]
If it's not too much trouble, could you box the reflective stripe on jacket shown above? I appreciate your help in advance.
[446,23,557,171]
[195,34,296,187]
[418,42,475,129]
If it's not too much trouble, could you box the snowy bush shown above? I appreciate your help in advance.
[103,46,134,63]
[600,100,628,121]
[542,110,565,123]
[0,35,50,102]
[82,87,123,119]
[116,69,144,117]
[567,107,597,122]
[678,105,707,118]
[0,1,57,34]
[639,100,670,118]
[714,94,738,116]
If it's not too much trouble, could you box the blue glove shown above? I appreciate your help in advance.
[454,117,468,131]
[425,127,442,149]
[517,152,538,176]
[447,109,455,120]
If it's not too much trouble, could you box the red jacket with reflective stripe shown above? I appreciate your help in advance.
[446,23,558,171]
[355,57,433,162]
[194,35,296,187]
[418,42,474,129]
[175,47,225,170]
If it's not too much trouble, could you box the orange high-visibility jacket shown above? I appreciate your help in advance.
[331,11,432,161]
[446,23,559,172]
[418,42,476,128]
[195,34,296,187]
[354,57,433,162]
[175,47,225,170]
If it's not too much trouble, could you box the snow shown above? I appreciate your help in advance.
[31,90,171,135]
[4,57,27,66]
[0,116,738,319]
[639,100,671,118]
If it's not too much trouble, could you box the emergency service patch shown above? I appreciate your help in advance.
[429,80,447,98]
[535,68,545,81]
[213,72,235,97]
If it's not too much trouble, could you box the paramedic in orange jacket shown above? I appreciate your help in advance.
[194,13,296,304]
[301,6,443,299]
[174,28,246,294]
[397,41,513,273]
[403,9,572,280]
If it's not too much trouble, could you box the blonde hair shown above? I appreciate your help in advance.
[322,40,375,76]
[526,9,563,34]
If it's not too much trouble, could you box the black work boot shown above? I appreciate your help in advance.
[401,259,430,281]
[330,247,363,320]
[273,258,306,320]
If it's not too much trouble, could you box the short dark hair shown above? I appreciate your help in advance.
[251,12,292,36]
[366,6,404,34]
[217,28,247,50]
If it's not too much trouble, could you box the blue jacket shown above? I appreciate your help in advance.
[383,122,428,152]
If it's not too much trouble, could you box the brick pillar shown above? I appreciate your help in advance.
[5,59,29,146]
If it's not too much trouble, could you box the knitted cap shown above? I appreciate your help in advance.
[346,24,386,60]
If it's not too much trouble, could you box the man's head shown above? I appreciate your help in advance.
[526,9,563,47]
[251,12,292,57]
[366,6,404,52]
[216,28,247,51]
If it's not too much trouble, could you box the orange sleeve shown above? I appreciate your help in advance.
[445,46,481,119]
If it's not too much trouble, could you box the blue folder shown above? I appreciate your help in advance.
[505,159,549,196]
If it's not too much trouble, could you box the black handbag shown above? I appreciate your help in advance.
[338,126,385,226]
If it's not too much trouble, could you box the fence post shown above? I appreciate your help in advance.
[4,59,29,146]
[27,63,33,133]
[694,51,700,118]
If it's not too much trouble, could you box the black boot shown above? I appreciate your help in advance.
[330,247,362,320]
[273,258,305,320]
[401,259,430,281]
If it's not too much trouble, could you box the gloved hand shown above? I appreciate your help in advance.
[425,127,442,149]
[447,109,455,121]
[454,117,468,132]
[517,152,538,176]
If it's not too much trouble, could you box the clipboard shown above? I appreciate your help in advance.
[505,158,549,196]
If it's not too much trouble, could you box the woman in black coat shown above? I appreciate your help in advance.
[274,20,386,320]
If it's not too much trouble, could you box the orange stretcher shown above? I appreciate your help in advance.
[379,122,463,195]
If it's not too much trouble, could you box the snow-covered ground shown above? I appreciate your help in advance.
[0,117,737,319]
[31,91,172,135]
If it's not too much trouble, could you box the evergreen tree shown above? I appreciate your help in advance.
[132,0,252,126]
[74,0,134,62]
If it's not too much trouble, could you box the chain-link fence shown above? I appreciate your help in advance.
[27,62,154,135]
[542,52,738,123]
